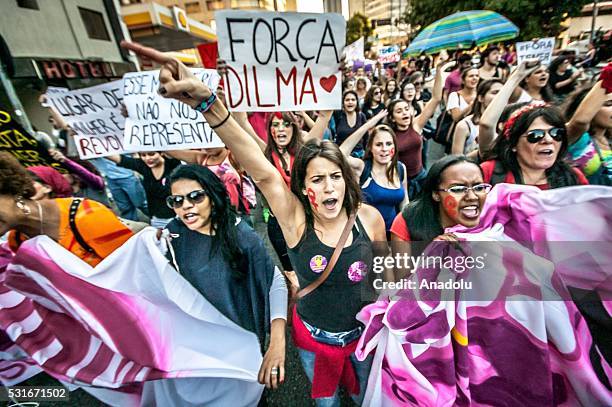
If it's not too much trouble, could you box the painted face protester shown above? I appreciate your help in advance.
[451,79,504,156]
[107,151,181,228]
[120,40,387,406]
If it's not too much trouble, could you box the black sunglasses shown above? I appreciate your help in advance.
[525,128,565,143]
[166,189,207,209]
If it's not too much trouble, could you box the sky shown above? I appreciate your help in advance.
[296,0,350,19]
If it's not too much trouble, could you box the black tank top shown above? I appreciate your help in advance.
[287,216,373,332]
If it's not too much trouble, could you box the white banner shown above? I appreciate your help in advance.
[215,10,346,112]
[378,45,400,64]
[46,81,126,159]
[345,37,364,63]
[516,37,555,65]
[123,69,224,152]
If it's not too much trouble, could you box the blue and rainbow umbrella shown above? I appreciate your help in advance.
[404,10,519,56]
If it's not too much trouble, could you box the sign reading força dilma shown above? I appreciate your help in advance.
[215,10,346,112]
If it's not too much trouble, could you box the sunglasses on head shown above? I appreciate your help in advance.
[271,121,291,128]
[524,128,565,143]
[166,189,207,209]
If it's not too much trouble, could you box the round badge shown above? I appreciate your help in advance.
[309,255,328,274]
[347,261,368,282]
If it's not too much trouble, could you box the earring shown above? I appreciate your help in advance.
[15,196,31,216]
[512,148,517,152]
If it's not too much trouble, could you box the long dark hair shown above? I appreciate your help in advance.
[343,90,361,113]
[290,139,362,227]
[168,165,246,278]
[386,98,412,132]
[471,79,504,124]
[384,79,399,101]
[364,85,382,109]
[489,105,579,188]
[364,125,399,183]
[264,112,303,172]
[520,68,553,102]
[403,155,482,243]
[399,80,422,116]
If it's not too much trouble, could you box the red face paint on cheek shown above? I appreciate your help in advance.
[390,148,395,157]
[307,188,318,211]
[443,195,458,218]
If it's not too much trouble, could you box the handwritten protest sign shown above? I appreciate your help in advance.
[516,38,555,65]
[45,81,125,159]
[123,69,224,152]
[0,108,67,173]
[215,10,345,112]
[345,38,364,64]
[378,45,400,64]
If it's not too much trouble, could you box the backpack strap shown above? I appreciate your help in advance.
[69,199,100,257]
[397,162,405,183]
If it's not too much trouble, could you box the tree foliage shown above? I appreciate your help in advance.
[346,13,374,50]
[404,0,590,41]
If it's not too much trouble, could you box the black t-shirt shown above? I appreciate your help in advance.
[549,70,575,95]
[333,111,367,154]
[363,103,385,122]
[119,155,181,218]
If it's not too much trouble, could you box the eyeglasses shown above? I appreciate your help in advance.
[166,189,207,209]
[373,90,382,95]
[437,183,492,195]
[413,81,423,86]
[524,128,565,143]
[271,121,291,129]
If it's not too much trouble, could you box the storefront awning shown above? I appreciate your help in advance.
[122,2,216,52]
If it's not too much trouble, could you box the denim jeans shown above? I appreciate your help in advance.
[298,348,372,407]
[107,177,147,221]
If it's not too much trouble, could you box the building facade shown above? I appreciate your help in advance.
[0,0,135,134]
[366,0,408,44]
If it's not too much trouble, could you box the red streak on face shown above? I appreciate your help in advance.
[443,195,458,217]
[390,148,395,157]
[307,188,318,211]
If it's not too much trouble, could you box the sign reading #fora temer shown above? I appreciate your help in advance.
[123,69,224,153]
[215,11,346,112]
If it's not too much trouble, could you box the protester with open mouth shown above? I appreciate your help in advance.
[119,40,387,406]
[390,155,489,245]
[388,59,446,199]
[107,151,181,228]
[481,102,589,188]
[157,164,287,403]
[339,116,409,236]
[518,64,553,103]
[332,90,368,157]
[362,85,386,124]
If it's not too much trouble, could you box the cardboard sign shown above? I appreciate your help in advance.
[345,38,364,64]
[45,80,126,159]
[0,108,67,173]
[516,38,555,65]
[123,69,224,152]
[215,10,345,112]
[378,45,400,64]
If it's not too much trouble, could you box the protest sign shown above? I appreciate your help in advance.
[45,80,126,159]
[378,45,400,64]
[516,38,555,65]
[0,108,67,173]
[123,69,224,152]
[345,38,364,64]
[215,10,345,112]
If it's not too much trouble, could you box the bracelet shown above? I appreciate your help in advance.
[194,93,217,113]
[209,110,231,129]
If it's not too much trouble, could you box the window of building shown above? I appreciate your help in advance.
[186,1,202,13]
[207,0,225,10]
[16,0,39,10]
[79,7,111,41]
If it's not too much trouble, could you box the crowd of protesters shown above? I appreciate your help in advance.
[1,29,611,407]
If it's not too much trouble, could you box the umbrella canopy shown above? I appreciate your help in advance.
[404,10,519,56]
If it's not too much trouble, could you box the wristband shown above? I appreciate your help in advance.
[194,93,217,113]
[209,110,231,129]
[601,63,612,94]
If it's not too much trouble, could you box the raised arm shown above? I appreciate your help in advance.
[451,120,469,155]
[122,41,304,243]
[567,63,611,144]
[478,60,540,158]
[49,149,105,190]
[304,110,332,142]
[414,60,445,133]
[339,109,387,156]
[231,110,267,152]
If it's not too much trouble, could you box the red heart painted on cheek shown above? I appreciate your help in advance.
[319,75,337,93]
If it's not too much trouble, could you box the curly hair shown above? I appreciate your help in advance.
[0,152,35,198]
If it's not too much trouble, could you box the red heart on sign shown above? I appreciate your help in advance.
[319,75,337,93]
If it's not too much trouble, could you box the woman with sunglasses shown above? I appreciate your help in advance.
[390,155,489,245]
[107,151,181,228]
[362,85,386,125]
[387,60,446,199]
[161,164,288,402]
[121,41,387,406]
[481,102,588,188]
[399,81,423,116]
[565,67,612,186]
